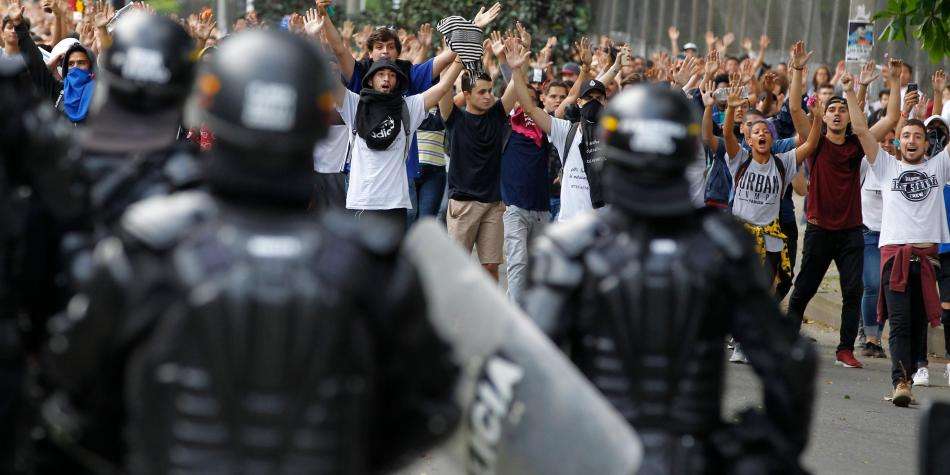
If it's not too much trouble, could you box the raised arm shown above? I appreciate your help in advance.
[597,45,627,87]
[668,26,680,57]
[856,60,879,112]
[506,38,552,134]
[868,59,904,141]
[424,60,464,111]
[932,69,946,118]
[700,80,719,151]
[794,94,823,165]
[723,85,744,159]
[313,1,356,83]
[788,41,813,141]
[843,73,880,164]
[555,37,592,119]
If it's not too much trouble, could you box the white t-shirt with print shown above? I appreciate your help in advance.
[871,147,950,247]
[727,148,797,252]
[549,117,592,223]
[338,91,426,210]
[860,159,883,232]
[313,124,350,173]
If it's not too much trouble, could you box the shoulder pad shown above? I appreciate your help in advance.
[700,210,748,260]
[320,210,403,256]
[542,212,603,259]
[120,190,217,251]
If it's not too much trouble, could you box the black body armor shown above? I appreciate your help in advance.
[523,208,817,474]
[42,191,459,473]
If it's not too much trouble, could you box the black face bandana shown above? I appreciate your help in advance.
[355,89,404,150]
[579,100,606,207]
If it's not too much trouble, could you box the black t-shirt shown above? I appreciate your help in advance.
[445,101,508,202]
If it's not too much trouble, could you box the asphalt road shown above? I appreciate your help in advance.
[725,321,950,475]
[399,320,950,475]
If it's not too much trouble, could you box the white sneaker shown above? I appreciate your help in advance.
[945,363,950,386]
[729,345,749,364]
[913,367,930,387]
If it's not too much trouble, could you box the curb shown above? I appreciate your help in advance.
[800,291,947,357]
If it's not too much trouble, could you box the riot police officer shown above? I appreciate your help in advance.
[60,11,202,288]
[522,85,817,474]
[40,28,460,473]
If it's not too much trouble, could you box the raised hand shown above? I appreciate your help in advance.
[515,21,531,48]
[503,35,529,69]
[933,69,946,93]
[701,80,716,107]
[417,23,432,48]
[7,0,24,22]
[902,89,919,114]
[473,2,502,29]
[741,37,753,51]
[840,72,854,90]
[887,58,903,82]
[196,9,216,39]
[704,30,715,47]
[758,34,770,50]
[739,58,754,83]
[673,55,697,86]
[489,30,505,57]
[668,26,679,42]
[726,85,745,108]
[762,71,776,91]
[575,36,592,66]
[858,60,879,85]
[789,40,812,69]
[341,20,354,40]
[304,7,325,37]
[704,49,720,76]
[722,32,735,48]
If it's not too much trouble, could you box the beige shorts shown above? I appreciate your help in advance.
[447,199,505,264]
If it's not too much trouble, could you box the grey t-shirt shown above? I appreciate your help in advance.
[728,147,797,252]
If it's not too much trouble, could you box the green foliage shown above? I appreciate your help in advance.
[874,0,950,62]
[150,0,182,15]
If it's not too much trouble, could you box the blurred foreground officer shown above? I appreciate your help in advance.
[61,11,202,288]
[40,29,459,474]
[522,85,818,474]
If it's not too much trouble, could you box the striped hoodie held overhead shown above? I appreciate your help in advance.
[435,15,485,74]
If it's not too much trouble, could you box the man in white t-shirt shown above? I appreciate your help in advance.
[506,39,606,223]
[846,72,950,407]
[334,58,463,231]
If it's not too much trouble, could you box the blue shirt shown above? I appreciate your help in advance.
[941,185,950,254]
[346,58,435,179]
[501,133,550,211]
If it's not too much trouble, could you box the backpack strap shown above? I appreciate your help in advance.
[733,154,755,189]
[773,153,787,188]
[563,122,581,166]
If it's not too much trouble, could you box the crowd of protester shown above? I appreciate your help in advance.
[3,0,950,408]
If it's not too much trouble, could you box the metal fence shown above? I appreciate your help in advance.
[590,0,948,89]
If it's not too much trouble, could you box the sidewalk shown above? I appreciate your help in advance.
[787,196,947,358]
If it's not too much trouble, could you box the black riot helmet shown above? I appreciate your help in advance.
[96,11,196,112]
[599,84,700,179]
[599,85,702,217]
[187,29,335,205]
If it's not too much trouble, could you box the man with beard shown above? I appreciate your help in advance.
[507,39,607,224]
[846,70,950,406]
[330,43,464,230]
[786,41,902,369]
[521,84,817,474]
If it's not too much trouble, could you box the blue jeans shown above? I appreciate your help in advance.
[407,164,447,225]
[549,196,560,222]
[862,229,882,339]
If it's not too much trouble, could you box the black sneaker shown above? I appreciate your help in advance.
[862,342,886,358]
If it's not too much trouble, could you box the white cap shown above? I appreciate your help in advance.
[46,38,80,67]
[683,42,698,51]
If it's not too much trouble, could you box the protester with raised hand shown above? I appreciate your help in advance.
[785,41,903,369]
[438,31,517,282]
[844,70,949,406]
[509,37,607,224]
[8,0,96,123]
